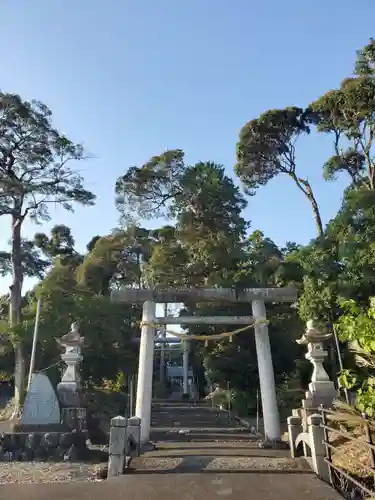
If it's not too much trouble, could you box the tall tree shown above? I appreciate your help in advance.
[309,40,375,192]
[116,150,248,286]
[235,107,324,237]
[0,92,95,411]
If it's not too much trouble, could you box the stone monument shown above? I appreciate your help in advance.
[296,320,337,408]
[56,323,87,433]
[20,373,61,427]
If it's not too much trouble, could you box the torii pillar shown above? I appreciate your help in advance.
[135,300,156,443]
[252,299,280,440]
[182,340,189,395]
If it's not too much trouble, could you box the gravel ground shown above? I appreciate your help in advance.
[0,462,104,484]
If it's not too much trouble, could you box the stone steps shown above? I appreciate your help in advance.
[136,401,303,475]
[131,455,311,473]
[131,441,310,474]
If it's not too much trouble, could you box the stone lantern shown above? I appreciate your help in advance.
[56,322,87,433]
[296,320,337,408]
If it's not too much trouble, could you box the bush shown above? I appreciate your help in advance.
[276,371,304,419]
[232,391,258,416]
[87,388,128,421]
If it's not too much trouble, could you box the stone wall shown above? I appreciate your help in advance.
[0,431,84,462]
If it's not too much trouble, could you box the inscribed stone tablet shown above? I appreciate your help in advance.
[21,373,61,425]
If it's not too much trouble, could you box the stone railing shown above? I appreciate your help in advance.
[287,412,329,482]
[107,416,141,477]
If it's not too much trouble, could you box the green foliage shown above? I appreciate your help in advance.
[0,243,140,386]
[34,225,82,267]
[335,298,375,416]
[355,38,375,76]
[231,390,258,416]
[0,91,96,406]
[298,276,335,326]
[336,298,375,349]
[0,239,49,279]
[310,42,375,192]
[0,92,96,221]
[276,371,305,417]
[87,388,128,422]
[115,149,185,221]
[236,107,323,236]
[338,369,357,390]
[236,107,310,193]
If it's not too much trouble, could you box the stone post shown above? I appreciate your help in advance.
[287,415,303,458]
[308,413,329,482]
[252,299,281,441]
[108,416,127,478]
[135,300,156,443]
[126,416,141,457]
[160,302,168,384]
[183,340,189,395]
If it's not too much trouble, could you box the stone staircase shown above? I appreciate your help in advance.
[131,401,310,474]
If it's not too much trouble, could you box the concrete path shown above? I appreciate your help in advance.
[0,401,342,499]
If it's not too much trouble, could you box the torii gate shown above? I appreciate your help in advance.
[111,286,297,443]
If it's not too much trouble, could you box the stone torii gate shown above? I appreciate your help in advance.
[111,286,297,443]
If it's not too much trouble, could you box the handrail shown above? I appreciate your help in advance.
[320,406,375,498]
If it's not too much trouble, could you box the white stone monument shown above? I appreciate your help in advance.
[21,373,61,426]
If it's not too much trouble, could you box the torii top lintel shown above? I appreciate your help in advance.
[111,286,297,304]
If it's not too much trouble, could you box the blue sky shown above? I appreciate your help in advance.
[0,0,374,294]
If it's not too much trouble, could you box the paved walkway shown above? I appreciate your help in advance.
[0,401,341,500]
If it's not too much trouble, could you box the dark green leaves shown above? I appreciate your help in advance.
[235,107,310,194]
[310,75,375,190]
[0,91,96,221]
[355,38,375,76]
[115,149,185,221]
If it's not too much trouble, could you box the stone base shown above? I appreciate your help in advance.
[56,383,88,434]
[57,384,86,408]
[257,438,290,450]
[140,441,156,453]
[304,385,337,409]
[61,407,88,433]
[13,422,70,433]
[0,430,88,462]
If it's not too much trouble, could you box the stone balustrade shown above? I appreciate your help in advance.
[287,412,329,482]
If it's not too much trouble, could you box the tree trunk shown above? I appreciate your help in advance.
[308,189,324,238]
[10,216,25,417]
[291,175,324,238]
